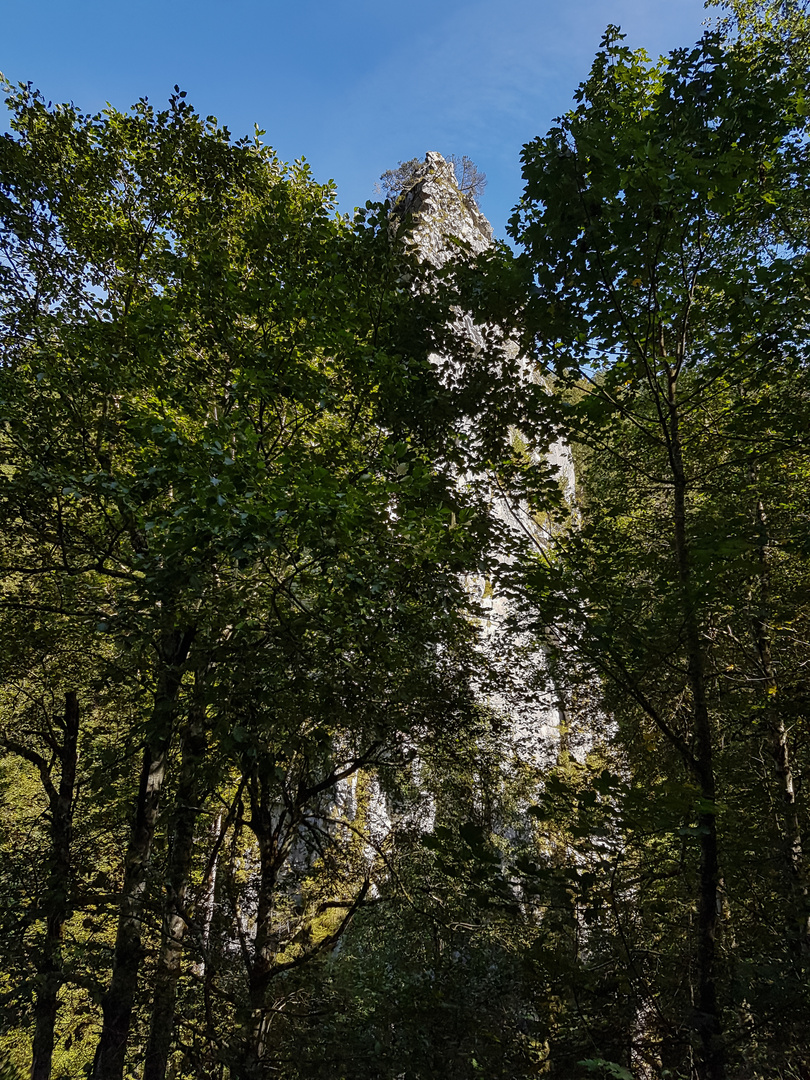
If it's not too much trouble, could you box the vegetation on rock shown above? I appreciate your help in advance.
[378,154,487,209]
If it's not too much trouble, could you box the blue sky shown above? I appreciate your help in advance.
[3,0,712,237]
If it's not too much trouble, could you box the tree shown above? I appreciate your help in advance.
[248,705,550,1080]
[0,81,525,1079]
[709,0,810,67]
[509,26,810,1080]
[378,154,487,208]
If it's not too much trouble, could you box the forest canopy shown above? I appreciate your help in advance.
[1,4,810,1080]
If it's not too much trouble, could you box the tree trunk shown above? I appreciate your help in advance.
[91,628,194,1080]
[667,375,725,1080]
[240,790,282,1078]
[751,497,810,957]
[142,709,207,1080]
[30,691,80,1080]
[194,807,225,976]
[234,770,298,1079]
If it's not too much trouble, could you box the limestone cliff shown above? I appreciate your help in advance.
[389,151,574,763]
[391,151,493,265]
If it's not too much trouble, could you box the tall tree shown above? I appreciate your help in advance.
[509,26,810,1080]
[0,81,527,1078]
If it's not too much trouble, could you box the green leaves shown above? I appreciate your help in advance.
[1,81,551,1080]
[579,1059,635,1080]
[512,29,808,399]
[508,21,810,1077]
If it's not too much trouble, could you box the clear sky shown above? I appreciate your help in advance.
[3,0,713,238]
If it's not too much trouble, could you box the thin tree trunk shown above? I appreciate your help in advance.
[198,789,245,1079]
[667,375,725,1080]
[233,766,368,1078]
[91,628,194,1080]
[751,497,810,957]
[232,765,306,1079]
[30,691,80,1080]
[143,706,207,1080]
[195,807,225,976]
[240,781,284,1079]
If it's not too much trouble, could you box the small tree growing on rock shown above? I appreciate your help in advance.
[378,153,486,207]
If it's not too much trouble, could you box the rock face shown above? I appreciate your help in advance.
[392,152,574,765]
[391,151,493,265]
[336,154,578,897]
[391,150,575,494]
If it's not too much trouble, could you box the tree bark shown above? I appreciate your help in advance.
[195,806,226,976]
[666,374,725,1080]
[142,708,207,1080]
[91,627,194,1080]
[751,497,810,958]
[239,776,286,1079]
[30,691,80,1080]
[233,765,370,1079]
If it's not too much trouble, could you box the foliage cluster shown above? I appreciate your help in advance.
[3,5,810,1080]
[0,82,535,1080]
